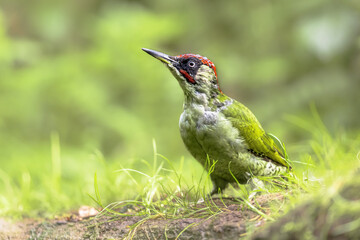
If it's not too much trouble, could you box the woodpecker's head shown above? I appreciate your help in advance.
[142,48,222,97]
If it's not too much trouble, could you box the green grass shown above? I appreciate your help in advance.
[92,118,359,234]
[87,117,359,234]
[0,113,359,229]
[82,118,360,239]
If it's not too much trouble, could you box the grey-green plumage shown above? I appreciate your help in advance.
[142,48,291,195]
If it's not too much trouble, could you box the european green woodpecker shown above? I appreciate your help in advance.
[142,48,291,195]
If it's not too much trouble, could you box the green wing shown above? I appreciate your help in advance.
[221,99,290,168]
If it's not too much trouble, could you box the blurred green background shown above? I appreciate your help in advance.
[0,0,359,216]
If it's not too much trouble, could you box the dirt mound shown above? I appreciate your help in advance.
[4,175,360,239]
[4,194,283,240]
[251,177,360,240]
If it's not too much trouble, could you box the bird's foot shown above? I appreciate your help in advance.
[197,197,205,204]
[248,177,266,199]
[248,191,259,200]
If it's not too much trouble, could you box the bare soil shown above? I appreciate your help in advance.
[1,194,284,240]
[4,177,360,240]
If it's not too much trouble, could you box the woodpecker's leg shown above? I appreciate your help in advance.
[196,176,228,204]
[210,176,229,196]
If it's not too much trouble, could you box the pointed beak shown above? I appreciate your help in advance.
[142,48,177,65]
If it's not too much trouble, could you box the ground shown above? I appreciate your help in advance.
[2,175,360,240]
[1,194,282,240]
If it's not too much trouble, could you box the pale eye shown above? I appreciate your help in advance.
[188,61,196,67]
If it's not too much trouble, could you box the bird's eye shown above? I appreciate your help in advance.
[188,61,196,68]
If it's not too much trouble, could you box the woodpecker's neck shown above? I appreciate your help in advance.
[183,84,221,107]
[180,65,221,107]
